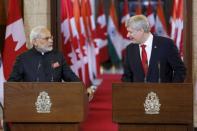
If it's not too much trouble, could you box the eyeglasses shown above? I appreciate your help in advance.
[38,36,53,41]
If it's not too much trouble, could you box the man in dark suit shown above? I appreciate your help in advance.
[4,26,95,131]
[8,26,95,95]
[122,15,186,83]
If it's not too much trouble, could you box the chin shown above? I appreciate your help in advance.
[131,40,137,43]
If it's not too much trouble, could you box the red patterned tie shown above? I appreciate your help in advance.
[141,44,148,76]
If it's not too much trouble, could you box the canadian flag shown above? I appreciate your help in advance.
[2,0,27,80]
[120,0,129,39]
[94,0,108,63]
[73,0,90,86]
[88,0,99,78]
[120,0,131,59]
[82,0,99,80]
[61,0,72,65]
[63,0,80,76]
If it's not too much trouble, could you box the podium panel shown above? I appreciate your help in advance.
[4,82,88,131]
[112,83,193,131]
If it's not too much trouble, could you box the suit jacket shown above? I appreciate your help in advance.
[122,35,186,83]
[8,48,80,82]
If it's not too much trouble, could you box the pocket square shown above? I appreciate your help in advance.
[52,62,60,68]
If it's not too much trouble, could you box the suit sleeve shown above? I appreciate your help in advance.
[121,46,133,82]
[8,56,24,82]
[167,40,186,82]
[61,54,81,82]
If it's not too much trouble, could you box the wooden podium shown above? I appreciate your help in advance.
[112,83,193,131]
[4,82,88,131]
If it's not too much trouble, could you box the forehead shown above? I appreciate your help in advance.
[127,27,136,32]
[39,29,51,37]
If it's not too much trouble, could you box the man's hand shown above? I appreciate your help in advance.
[87,85,96,101]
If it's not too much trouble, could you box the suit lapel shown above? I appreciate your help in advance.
[147,37,159,78]
[133,45,145,78]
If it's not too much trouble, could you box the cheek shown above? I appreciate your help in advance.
[37,42,46,48]
[39,41,46,46]
[136,33,142,39]
[127,32,134,38]
[37,42,42,46]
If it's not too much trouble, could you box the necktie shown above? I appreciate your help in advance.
[141,44,148,76]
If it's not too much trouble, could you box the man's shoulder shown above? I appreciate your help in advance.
[153,35,174,48]
[48,50,65,61]
[16,49,33,59]
[153,35,173,43]
[50,50,63,57]
[125,43,139,53]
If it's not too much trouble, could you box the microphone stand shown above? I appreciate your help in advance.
[158,61,161,83]
[51,61,54,82]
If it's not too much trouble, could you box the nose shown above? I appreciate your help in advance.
[48,38,53,43]
[127,32,130,38]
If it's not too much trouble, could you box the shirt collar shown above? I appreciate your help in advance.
[32,47,52,55]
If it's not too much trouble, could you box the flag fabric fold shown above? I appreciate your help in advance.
[155,0,168,37]
[135,0,142,15]
[81,0,99,81]
[170,0,183,57]
[147,0,156,33]
[107,0,126,65]
[120,0,131,59]
[2,0,26,105]
[95,0,108,63]
[2,0,27,80]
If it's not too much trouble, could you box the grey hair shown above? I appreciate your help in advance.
[125,15,150,33]
[29,26,46,44]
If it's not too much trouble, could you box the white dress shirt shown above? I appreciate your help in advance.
[139,33,153,66]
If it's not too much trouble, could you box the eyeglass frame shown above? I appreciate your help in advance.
[36,36,53,41]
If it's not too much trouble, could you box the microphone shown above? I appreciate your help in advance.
[158,61,161,83]
[144,76,147,83]
[36,61,41,82]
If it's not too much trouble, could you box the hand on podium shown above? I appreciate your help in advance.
[87,85,96,101]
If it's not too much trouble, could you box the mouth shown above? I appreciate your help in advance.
[48,44,53,47]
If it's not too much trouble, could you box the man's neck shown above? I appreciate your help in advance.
[141,32,150,44]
